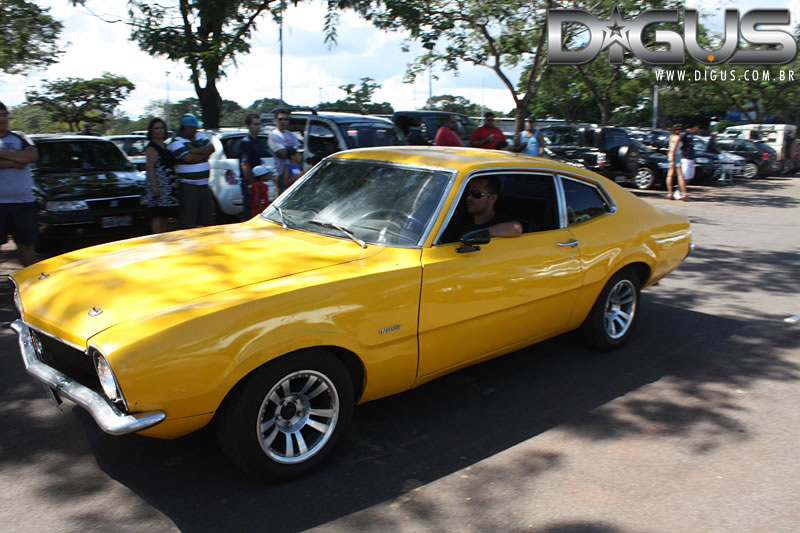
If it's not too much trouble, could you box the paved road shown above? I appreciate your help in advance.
[1,176,798,532]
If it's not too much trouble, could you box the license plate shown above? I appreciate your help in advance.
[101,216,132,228]
[614,176,626,183]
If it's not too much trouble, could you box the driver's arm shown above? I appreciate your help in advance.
[488,221,523,238]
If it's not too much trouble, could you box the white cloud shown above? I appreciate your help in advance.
[0,1,522,119]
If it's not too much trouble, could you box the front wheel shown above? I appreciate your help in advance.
[580,269,640,350]
[216,349,354,480]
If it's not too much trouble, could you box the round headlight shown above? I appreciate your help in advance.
[94,353,120,402]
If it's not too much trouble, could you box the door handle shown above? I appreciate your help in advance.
[557,239,579,247]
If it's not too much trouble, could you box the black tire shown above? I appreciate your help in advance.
[580,268,641,351]
[216,349,354,480]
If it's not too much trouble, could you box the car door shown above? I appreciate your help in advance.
[417,171,583,378]
[555,175,623,304]
[304,119,344,169]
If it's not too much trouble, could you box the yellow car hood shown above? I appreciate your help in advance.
[15,223,381,345]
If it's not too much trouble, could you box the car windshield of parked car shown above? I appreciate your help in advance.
[262,159,451,247]
[34,140,135,172]
[340,122,407,149]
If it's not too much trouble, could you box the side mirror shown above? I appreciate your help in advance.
[456,228,491,253]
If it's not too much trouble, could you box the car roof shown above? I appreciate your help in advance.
[329,145,589,175]
[29,134,114,142]
[105,135,146,139]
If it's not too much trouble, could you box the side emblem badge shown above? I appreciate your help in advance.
[88,307,103,317]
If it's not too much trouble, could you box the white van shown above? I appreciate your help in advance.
[722,124,797,173]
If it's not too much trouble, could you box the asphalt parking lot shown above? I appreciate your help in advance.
[0,175,798,533]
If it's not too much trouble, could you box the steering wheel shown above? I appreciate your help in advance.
[356,209,426,235]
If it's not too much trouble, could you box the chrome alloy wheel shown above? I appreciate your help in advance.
[743,162,758,179]
[256,370,340,464]
[603,279,637,340]
[634,167,656,189]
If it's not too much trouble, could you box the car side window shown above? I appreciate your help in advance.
[561,177,611,226]
[307,120,340,164]
[495,173,559,233]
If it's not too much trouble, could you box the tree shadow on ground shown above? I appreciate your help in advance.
[1,293,787,533]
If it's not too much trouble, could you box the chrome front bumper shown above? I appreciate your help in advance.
[11,319,166,435]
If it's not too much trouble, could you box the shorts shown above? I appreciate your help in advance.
[0,202,37,245]
[681,159,696,182]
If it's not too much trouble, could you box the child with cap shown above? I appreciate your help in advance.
[251,165,275,214]
[280,147,306,193]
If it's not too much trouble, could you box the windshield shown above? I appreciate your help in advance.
[34,140,135,171]
[262,159,452,247]
[340,122,407,149]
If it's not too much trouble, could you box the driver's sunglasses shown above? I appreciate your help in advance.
[277,117,289,121]
[467,189,492,198]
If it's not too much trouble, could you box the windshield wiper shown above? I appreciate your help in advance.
[309,219,367,249]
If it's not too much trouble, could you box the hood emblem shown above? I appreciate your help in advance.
[88,307,104,317]
[39,273,50,280]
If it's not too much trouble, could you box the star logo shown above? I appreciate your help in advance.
[600,6,632,63]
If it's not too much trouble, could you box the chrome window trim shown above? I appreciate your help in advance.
[262,158,459,249]
[558,173,618,227]
[431,166,563,245]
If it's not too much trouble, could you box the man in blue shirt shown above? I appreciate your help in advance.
[0,101,38,266]
[239,114,268,220]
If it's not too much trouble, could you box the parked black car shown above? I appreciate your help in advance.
[30,135,147,250]
[538,125,640,182]
[392,110,477,145]
[627,139,721,189]
[715,138,780,178]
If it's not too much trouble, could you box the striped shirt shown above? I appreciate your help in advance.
[169,131,211,185]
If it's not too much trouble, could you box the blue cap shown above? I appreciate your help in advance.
[180,113,203,128]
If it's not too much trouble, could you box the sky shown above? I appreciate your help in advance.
[0,0,798,120]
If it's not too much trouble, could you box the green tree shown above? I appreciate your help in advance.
[351,0,552,133]
[425,94,489,116]
[0,0,64,74]
[25,73,136,132]
[7,103,66,133]
[338,77,381,107]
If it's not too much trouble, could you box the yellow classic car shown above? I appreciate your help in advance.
[10,146,692,479]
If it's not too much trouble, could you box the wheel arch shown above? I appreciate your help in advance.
[214,345,366,420]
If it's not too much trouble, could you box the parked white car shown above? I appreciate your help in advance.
[206,128,274,218]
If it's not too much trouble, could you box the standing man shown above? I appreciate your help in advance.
[169,113,216,228]
[268,109,300,191]
[516,116,545,156]
[0,102,38,267]
[434,114,464,147]
[680,120,701,190]
[469,112,505,149]
[239,113,265,220]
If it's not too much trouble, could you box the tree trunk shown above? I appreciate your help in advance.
[196,79,222,129]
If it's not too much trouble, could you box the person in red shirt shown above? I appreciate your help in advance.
[469,112,506,150]
[434,114,464,147]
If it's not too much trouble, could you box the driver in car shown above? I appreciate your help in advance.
[440,176,522,243]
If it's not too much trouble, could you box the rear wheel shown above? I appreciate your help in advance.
[581,269,640,350]
[216,349,354,480]
[743,162,758,179]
